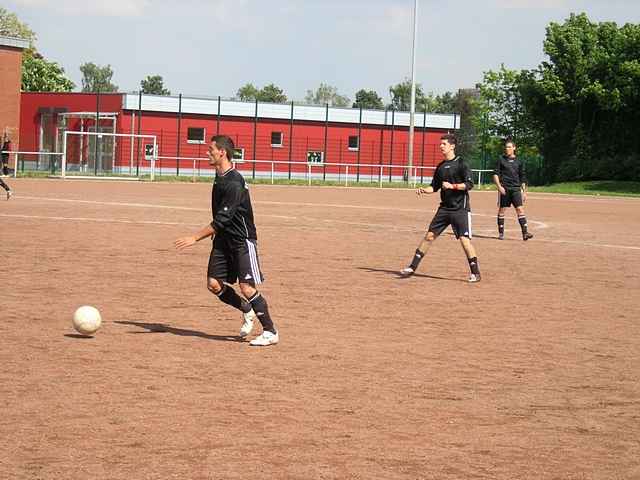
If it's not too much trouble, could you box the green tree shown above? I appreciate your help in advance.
[236,83,287,103]
[140,75,170,95]
[305,83,350,107]
[352,89,384,109]
[79,62,118,93]
[1,8,74,92]
[522,13,640,181]
[258,83,287,103]
[422,91,457,113]
[0,7,36,45]
[388,79,425,111]
[22,51,75,92]
[478,65,540,155]
[237,83,259,101]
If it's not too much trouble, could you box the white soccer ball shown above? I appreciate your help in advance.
[72,306,102,335]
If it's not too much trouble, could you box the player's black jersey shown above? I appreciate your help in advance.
[210,168,257,240]
[494,155,526,189]
[431,156,474,211]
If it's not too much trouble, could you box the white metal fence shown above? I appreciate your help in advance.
[2,150,494,187]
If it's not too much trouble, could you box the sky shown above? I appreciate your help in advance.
[5,0,640,103]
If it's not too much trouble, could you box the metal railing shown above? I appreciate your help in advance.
[4,150,495,187]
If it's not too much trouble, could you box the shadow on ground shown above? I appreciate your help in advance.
[358,266,466,282]
[114,320,244,342]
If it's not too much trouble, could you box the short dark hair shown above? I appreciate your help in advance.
[504,138,516,147]
[440,133,457,146]
[211,135,235,161]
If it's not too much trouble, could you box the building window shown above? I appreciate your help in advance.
[306,151,324,164]
[271,131,283,147]
[348,135,359,151]
[187,127,206,144]
[233,148,245,162]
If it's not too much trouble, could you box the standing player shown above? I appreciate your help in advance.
[1,137,12,200]
[400,134,481,283]
[493,139,533,241]
[174,135,278,346]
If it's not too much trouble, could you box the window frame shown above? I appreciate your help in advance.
[186,127,206,144]
[270,131,284,148]
[232,147,245,163]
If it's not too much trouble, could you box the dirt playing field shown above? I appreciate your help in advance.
[1,178,639,479]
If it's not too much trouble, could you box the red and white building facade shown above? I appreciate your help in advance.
[19,92,460,182]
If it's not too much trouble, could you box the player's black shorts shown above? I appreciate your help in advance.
[499,189,523,208]
[207,235,264,286]
[428,208,472,239]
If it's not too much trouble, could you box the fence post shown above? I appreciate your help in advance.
[271,162,274,184]
[345,165,349,187]
[308,163,311,186]
[61,132,67,179]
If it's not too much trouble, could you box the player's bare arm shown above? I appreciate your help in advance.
[442,182,467,190]
[493,174,506,195]
[174,224,215,251]
[417,186,434,195]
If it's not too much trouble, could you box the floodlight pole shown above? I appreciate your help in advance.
[407,0,418,184]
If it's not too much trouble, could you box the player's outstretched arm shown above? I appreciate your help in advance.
[417,186,434,195]
[174,224,215,251]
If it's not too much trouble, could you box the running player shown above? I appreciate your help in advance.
[174,135,278,346]
[0,177,11,200]
[1,137,13,200]
[493,139,533,241]
[400,134,481,283]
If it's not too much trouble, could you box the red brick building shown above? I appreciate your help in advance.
[0,35,29,149]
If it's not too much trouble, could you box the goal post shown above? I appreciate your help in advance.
[62,131,158,180]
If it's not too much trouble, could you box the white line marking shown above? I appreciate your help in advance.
[15,195,547,227]
[0,213,200,227]
[13,196,640,250]
[2,213,638,251]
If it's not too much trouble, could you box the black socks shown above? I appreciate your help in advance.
[468,257,480,275]
[217,285,252,313]
[409,249,424,271]
[518,215,529,235]
[248,292,275,333]
[497,215,505,237]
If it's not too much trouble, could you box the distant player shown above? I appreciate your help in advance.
[400,134,481,283]
[174,135,279,346]
[1,137,12,200]
[0,176,11,200]
[493,139,533,241]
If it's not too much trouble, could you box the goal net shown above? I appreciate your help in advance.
[62,131,158,180]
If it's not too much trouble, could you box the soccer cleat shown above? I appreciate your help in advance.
[468,273,481,283]
[498,233,504,240]
[523,232,533,241]
[399,266,415,277]
[239,309,256,338]
[249,330,279,346]
[6,190,12,200]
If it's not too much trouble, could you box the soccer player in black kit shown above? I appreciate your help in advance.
[400,134,481,283]
[492,139,533,241]
[174,135,278,346]
[1,137,13,200]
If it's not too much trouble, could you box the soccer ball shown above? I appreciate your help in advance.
[72,306,102,336]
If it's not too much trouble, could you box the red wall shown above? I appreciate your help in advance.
[20,93,451,178]
[20,93,123,152]
[0,46,25,149]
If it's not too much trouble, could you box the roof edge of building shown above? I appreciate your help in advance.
[0,35,30,50]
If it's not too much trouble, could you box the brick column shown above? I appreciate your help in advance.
[0,36,29,151]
